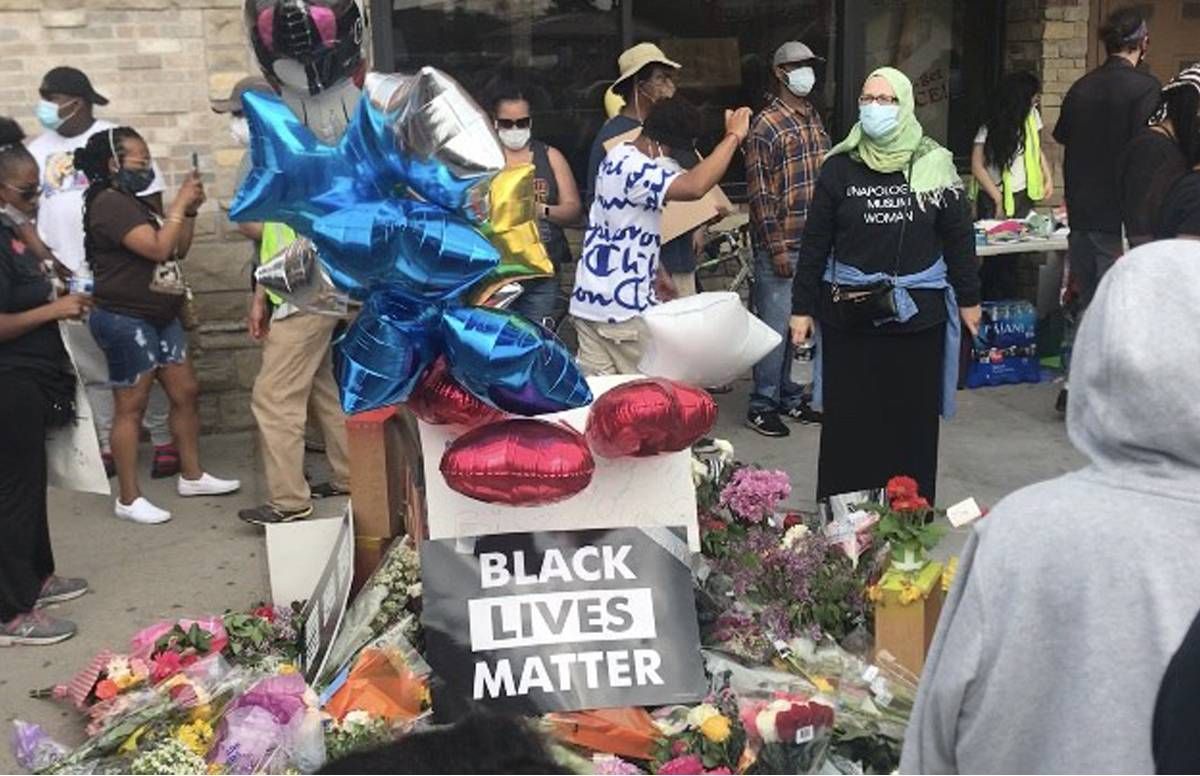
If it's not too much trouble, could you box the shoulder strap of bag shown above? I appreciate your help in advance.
[831,151,916,295]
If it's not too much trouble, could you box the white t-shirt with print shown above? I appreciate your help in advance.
[28,119,165,273]
[973,107,1043,195]
[570,142,681,323]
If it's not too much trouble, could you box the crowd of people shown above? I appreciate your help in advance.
[4,4,1200,770]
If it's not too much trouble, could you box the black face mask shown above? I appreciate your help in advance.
[115,167,154,194]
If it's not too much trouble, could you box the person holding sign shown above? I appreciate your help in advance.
[790,68,981,504]
[570,98,752,376]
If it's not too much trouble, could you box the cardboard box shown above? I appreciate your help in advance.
[352,534,393,597]
[346,406,422,539]
[873,562,945,675]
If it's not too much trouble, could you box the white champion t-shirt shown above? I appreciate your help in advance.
[973,107,1043,195]
[28,120,165,273]
[570,142,681,323]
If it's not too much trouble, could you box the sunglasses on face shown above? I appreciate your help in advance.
[4,183,42,202]
[495,117,532,129]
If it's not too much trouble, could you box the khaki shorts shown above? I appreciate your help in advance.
[573,317,645,376]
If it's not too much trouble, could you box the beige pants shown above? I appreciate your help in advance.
[251,312,350,510]
[669,272,697,297]
[573,317,645,376]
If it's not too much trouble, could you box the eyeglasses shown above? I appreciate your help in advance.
[495,117,532,129]
[858,94,900,106]
[4,183,42,202]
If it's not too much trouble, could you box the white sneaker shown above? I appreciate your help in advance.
[177,472,241,497]
[114,497,172,524]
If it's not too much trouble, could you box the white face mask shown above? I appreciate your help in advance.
[497,127,531,151]
[229,117,250,147]
[786,66,816,97]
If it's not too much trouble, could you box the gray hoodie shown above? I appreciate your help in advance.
[901,240,1200,774]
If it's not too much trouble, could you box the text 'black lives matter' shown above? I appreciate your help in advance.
[420,527,707,714]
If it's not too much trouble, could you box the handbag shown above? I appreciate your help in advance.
[830,156,914,326]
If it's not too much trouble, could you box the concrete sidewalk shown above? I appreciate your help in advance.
[0,377,1083,771]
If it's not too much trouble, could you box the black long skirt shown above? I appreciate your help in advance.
[0,374,54,622]
[816,322,946,504]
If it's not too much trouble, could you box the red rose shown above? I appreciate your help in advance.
[774,703,818,744]
[700,516,726,535]
[886,476,920,501]
[252,605,277,622]
[671,738,690,757]
[783,513,803,530]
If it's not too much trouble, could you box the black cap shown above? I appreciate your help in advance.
[39,66,109,106]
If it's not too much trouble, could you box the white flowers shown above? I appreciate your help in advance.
[342,709,373,727]
[781,523,811,551]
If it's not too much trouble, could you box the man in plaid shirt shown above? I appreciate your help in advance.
[744,41,830,438]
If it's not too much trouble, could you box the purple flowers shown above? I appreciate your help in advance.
[718,468,791,524]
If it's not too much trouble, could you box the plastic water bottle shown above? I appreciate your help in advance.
[65,268,93,324]
[792,342,814,385]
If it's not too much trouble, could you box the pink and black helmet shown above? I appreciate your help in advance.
[244,0,366,96]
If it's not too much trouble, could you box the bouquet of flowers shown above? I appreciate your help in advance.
[207,670,325,774]
[323,709,394,762]
[739,693,835,774]
[719,467,792,525]
[861,476,946,572]
[650,697,746,775]
[221,604,303,671]
[320,536,422,688]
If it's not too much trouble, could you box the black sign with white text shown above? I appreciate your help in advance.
[421,527,706,714]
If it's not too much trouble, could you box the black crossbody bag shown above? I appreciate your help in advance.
[829,156,914,326]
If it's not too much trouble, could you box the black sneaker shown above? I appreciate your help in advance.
[310,482,350,499]
[745,411,790,437]
[238,504,314,526]
[783,400,823,425]
[1055,387,1068,415]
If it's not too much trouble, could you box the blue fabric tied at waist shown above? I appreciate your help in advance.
[811,256,961,418]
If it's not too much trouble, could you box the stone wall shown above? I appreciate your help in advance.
[0,0,263,432]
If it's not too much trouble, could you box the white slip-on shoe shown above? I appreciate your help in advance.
[114,497,172,524]
[177,472,241,497]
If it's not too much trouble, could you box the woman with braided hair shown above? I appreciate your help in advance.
[0,117,91,646]
[76,127,239,525]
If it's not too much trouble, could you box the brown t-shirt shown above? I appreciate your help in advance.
[88,188,185,325]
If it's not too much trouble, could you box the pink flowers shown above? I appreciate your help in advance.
[719,468,791,524]
[657,754,732,775]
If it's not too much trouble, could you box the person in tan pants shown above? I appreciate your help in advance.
[237,225,351,525]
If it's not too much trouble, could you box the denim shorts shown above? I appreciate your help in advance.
[88,308,187,387]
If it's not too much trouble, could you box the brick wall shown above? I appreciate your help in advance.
[1005,0,1091,201]
[0,0,263,432]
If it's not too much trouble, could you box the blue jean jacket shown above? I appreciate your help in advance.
[811,257,961,418]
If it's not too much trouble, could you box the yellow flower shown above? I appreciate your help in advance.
[700,714,732,744]
[942,556,959,592]
[118,725,148,755]
[176,719,215,756]
[812,675,835,695]
[277,663,297,675]
[687,703,721,728]
[866,585,883,603]
[899,583,922,605]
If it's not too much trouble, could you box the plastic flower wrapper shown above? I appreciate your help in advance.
[546,707,662,762]
[321,619,431,724]
[323,709,394,763]
[738,692,835,774]
[318,536,421,690]
[222,604,304,671]
[10,720,68,772]
[208,671,325,774]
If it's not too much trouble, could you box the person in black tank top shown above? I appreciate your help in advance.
[487,80,582,328]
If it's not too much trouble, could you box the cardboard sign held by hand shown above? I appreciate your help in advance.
[602,128,733,243]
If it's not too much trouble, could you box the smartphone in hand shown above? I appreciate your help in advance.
[191,152,200,178]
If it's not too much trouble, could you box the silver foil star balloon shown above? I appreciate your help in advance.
[254,238,351,316]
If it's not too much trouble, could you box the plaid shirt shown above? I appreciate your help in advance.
[746,96,829,260]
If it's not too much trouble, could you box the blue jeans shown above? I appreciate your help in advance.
[749,249,807,414]
[88,308,187,387]
[510,276,560,329]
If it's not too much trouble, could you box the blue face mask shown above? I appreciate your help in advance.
[786,67,816,97]
[36,99,68,131]
[115,167,155,194]
[859,103,901,140]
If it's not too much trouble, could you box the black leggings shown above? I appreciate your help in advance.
[0,374,53,622]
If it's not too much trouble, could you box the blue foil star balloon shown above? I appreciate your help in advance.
[335,288,441,415]
[441,307,593,416]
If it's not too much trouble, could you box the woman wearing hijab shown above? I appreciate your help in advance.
[790,67,981,503]
[1119,65,1200,246]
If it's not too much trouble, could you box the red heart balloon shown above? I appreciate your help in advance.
[440,419,595,506]
[406,357,507,427]
[585,378,718,458]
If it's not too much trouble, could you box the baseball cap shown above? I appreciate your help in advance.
[210,75,275,114]
[39,66,109,106]
[613,42,681,88]
[773,41,824,67]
